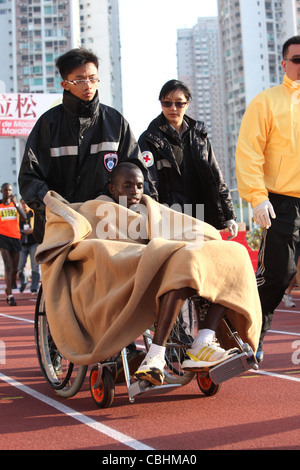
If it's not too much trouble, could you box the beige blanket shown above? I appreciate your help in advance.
[36,191,262,365]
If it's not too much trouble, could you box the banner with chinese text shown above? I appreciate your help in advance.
[0,93,62,137]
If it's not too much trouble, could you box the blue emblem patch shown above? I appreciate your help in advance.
[104,153,118,172]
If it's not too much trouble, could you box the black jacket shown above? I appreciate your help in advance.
[138,113,236,229]
[19,90,156,242]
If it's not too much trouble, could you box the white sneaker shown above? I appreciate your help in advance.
[181,339,239,370]
[134,354,166,386]
[282,293,295,308]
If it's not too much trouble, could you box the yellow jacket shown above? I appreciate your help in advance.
[235,74,300,208]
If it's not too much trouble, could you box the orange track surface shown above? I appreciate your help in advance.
[0,282,299,451]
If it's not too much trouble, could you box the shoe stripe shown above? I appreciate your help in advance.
[187,346,215,362]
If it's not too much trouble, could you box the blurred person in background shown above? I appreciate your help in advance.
[18,199,40,295]
[0,183,25,306]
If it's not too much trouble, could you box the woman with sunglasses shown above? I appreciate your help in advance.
[138,79,238,237]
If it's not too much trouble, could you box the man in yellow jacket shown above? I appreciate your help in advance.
[235,36,300,362]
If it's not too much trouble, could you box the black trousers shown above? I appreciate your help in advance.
[257,193,300,341]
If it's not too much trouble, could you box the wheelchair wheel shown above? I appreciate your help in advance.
[196,372,221,396]
[34,285,88,398]
[89,365,115,408]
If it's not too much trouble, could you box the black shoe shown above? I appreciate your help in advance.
[256,341,264,363]
[6,296,17,306]
[115,349,146,383]
[19,282,27,293]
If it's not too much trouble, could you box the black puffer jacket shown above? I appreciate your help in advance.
[138,113,236,229]
[19,90,156,242]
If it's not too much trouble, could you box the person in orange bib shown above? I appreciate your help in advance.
[0,183,25,306]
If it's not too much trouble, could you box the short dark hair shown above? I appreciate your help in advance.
[109,163,144,184]
[1,182,11,191]
[158,79,192,102]
[282,36,300,59]
[55,48,99,79]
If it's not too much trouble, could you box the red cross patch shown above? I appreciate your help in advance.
[142,151,154,167]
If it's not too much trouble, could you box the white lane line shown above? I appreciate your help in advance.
[276,309,300,313]
[0,313,34,323]
[253,369,300,383]
[1,312,299,396]
[269,329,300,337]
[3,314,299,336]
[0,372,154,451]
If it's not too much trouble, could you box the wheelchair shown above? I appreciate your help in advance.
[34,285,258,408]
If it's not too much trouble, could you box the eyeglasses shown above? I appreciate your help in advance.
[285,58,300,64]
[64,78,100,86]
[160,100,189,108]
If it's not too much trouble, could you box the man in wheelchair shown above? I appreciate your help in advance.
[107,163,242,386]
[34,163,262,388]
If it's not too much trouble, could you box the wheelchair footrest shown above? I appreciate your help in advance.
[209,351,258,385]
[128,380,181,400]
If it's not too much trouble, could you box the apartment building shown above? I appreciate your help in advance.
[177,1,299,193]
[218,0,297,190]
[177,17,229,181]
[0,0,122,193]
[79,0,122,111]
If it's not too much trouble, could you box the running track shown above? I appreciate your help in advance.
[0,282,299,451]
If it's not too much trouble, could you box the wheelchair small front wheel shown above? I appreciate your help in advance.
[89,365,115,408]
[196,372,220,396]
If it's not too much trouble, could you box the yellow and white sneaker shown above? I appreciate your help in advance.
[181,340,239,370]
[134,354,166,386]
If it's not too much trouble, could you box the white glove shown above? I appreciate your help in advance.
[253,200,276,228]
[225,219,239,239]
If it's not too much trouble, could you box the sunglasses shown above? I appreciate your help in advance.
[285,58,300,64]
[160,100,189,108]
